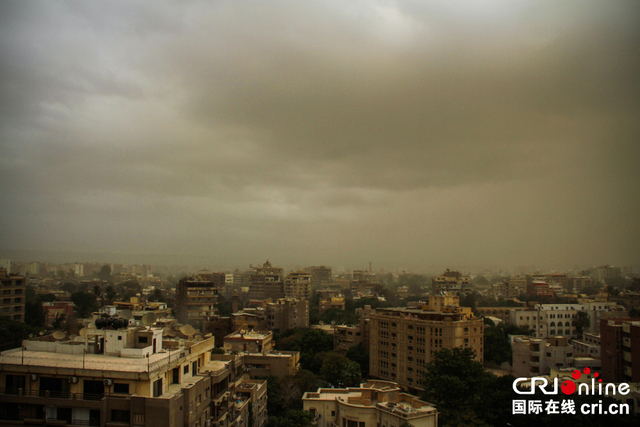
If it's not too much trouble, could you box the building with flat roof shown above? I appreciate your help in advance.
[512,336,574,377]
[176,275,223,325]
[302,380,438,427]
[223,331,300,379]
[369,294,483,393]
[0,322,266,427]
[601,318,640,383]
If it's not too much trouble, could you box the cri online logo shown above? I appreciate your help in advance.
[513,368,631,396]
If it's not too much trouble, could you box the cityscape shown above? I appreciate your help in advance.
[1,1,640,427]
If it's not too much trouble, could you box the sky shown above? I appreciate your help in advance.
[1,0,639,272]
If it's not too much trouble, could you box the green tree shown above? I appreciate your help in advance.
[147,288,164,303]
[71,291,98,318]
[277,329,334,373]
[346,343,370,377]
[266,410,313,427]
[422,347,505,427]
[320,353,350,385]
[629,306,640,317]
[572,311,591,338]
[61,282,78,294]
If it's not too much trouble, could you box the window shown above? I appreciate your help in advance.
[113,383,129,394]
[138,336,148,344]
[111,410,130,423]
[184,365,189,375]
[153,379,162,398]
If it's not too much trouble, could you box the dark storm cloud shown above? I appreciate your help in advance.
[1,0,639,269]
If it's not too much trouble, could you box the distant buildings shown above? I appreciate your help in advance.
[302,380,438,427]
[0,268,25,322]
[223,330,300,378]
[304,265,333,289]
[431,269,472,295]
[248,260,284,301]
[231,298,310,333]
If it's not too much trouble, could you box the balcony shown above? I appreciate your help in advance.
[0,388,105,403]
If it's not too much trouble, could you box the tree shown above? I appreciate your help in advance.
[346,343,369,377]
[266,410,313,427]
[276,329,334,373]
[629,306,640,318]
[572,311,591,338]
[99,265,112,281]
[320,353,352,386]
[71,291,98,318]
[61,282,78,294]
[422,347,504,427]
[104,286,117,305]
[147,288,164,303]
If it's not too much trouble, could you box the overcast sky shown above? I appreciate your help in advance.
[1,0,639,272]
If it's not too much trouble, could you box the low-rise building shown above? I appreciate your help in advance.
[223,331,300,379]
[512,336,574,377]
[302,380,438,427]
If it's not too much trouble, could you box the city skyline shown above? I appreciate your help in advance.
[1,1,639,271]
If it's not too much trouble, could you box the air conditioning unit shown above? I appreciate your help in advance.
[68,376,78,384]
[28,374,38,381]
[103,379,113,386]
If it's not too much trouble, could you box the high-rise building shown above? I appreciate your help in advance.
[284,270,312,300]
[248,261,284,301]
[601,318,640,383]
[0,268,25,322]
[304,265,333,289]
[369,294,483,393]
[265,298,309,332]
[176,274,224,325]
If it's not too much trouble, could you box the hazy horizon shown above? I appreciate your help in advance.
[1,1,639,272]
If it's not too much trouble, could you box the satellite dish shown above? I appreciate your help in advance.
[29,334,34,338]
[53,331,66,340]
[69,334,77,340]
[39,331,44,336]
[319,321,324,325]
[120,310,133,320]
[74,336,85,342]
[88,323,96,329]
[79,328,87,338]
[179,324,196,337]
[141,312,157,327]
[163,327,176,337]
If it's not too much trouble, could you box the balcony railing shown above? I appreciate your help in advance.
[0,387,104,401]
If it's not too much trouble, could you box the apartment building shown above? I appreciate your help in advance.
[573,332,601,358]
[0,268,26,322]
[248,261,284,301]
[176,275,223,325]
[265,298,309,332]
[302,380,438,427]
[333,318,369,353]
[284,270,312,300]
[223,331,300,379]
[601,318,640,383]
[304,265,333,289]
[318,289,345,314]
[512,336,574,377]
[431,269,472,295]
[369,294,484,393]
[0,324,267,427]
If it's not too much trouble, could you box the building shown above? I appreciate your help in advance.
[334,319,369,353]
[1,268,26,322]
[431,269,472,295]
[42,301,76,327]
[284,270,312,300]
[176,275,223,325]
[573,332,601,358]
[509,302,625,339]
[248,261,284,301]
[302,380,438,427]
[601,318,640,383]
[265,298,309,332]
[512,336,574,377]
[318,289,345,314]
[223,331,300,379]
[0,322,267,427]
[304,265,333,289]
[369,294,484,393]
[525,280,554,298]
